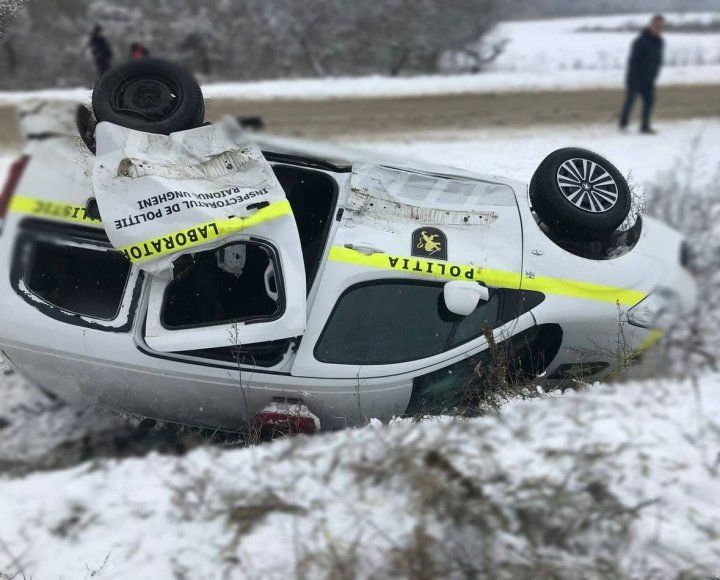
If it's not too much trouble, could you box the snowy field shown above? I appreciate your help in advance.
[2,376,719,578]
[356,117,720,186]
[486,12,720,74]
[0,13,718,105]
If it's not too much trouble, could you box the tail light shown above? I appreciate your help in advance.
[0,155,30,220]
[254,401,320,440]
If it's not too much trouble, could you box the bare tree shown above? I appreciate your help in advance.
[0,0,509,89]
[0,0,25,38]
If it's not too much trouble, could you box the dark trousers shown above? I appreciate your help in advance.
[619,84,655,131]
[95,57,111,77]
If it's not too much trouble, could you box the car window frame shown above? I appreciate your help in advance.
[157,238,287,332]
[11,220,144,332]
[314,279,514,366]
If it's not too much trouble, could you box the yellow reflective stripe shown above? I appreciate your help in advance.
[329,245,646,306]
[522,276,646,306]
[329,246,522,286]
[9,195,103,227]
[636,328,664,352]
[119,199,293,264]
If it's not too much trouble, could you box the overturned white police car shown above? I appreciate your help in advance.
[0,60,696,432]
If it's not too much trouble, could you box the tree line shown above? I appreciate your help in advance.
[0,0,510,90]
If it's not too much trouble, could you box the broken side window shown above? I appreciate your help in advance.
[24,240,131,320]
[162,240,282,330]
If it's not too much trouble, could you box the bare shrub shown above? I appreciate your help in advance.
[638,146,720,376]
[276,421,664,579]
[0,0,24,38]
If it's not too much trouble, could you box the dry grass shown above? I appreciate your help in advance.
[156,409,717,580]
[634,151,720,377]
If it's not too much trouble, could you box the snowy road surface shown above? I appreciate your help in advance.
[3,84,718,147]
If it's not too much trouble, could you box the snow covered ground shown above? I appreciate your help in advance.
[487,12,720,74]
[0,13,717,105]
[3,119,719,187]
[356,117,720,186]
[200,65,720,101]
[0,66,716,107]
[1,375,719,579]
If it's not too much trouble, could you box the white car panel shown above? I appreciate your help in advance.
[291,164,526,380]
[0,122,698,430]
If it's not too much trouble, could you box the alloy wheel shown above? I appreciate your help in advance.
[556,158,619,213]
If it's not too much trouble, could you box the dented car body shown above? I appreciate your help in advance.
[0,114,697,430]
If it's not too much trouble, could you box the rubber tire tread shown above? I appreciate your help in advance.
[92,59,205,135]
[529,147,631,239]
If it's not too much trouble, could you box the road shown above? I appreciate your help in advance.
[209,84,719,137]
[0,84,719,148]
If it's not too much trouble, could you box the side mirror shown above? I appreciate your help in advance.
[443,281,489,316]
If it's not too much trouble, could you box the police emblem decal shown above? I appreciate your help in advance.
[412,227,447,260]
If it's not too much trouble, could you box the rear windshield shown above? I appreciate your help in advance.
[24,241,131,320]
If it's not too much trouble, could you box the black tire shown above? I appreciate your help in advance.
[92,59,205,135]
[529,148,631,238]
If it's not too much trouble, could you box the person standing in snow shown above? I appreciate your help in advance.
[619,15,665,134]
[88,24,113,77]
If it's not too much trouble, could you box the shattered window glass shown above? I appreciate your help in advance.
[162,241,282,329]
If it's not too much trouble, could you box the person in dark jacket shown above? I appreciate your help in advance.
[88,24,113,76]
[619,15,665,134]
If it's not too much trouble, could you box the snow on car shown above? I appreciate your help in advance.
[0,60,696,433]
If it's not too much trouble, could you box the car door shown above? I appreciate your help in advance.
[292,163,532,380]
[143,208,306,353]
